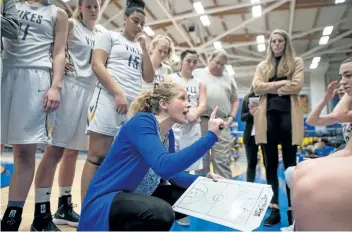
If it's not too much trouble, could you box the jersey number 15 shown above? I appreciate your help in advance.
[128,54,140,70]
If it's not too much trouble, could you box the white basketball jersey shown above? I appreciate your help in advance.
[94,31,143,101]
[65,21,107,86]
[142,62,171,90]
[2,2,57,68]
[172,72,200,109]
[342,123,352,144]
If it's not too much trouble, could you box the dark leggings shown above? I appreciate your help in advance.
[245,136,266,182]
[109,185,187,231]
[245,135,260,182]
[262,110,297,206]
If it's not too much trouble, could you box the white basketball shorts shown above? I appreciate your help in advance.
[1,68,55,145]
[51,77,94,151]
[173,122,203,171]
[87,87,129,137]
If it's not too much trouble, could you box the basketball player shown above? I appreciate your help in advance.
[0,0,68,230]
[283,58,352,231]
[30,0,106,230]
[142,35,173,89]
[164,49,207,170]
[283,82,348,231]
[82,0,155,202]
[164,49,207,226]
[291,58,352,230]
[1,0,20,154]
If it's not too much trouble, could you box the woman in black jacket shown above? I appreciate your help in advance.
[241,88,262,182]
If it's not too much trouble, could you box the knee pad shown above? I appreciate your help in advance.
[87,158,104,166]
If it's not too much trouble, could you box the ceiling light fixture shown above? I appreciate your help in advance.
[193,2,205,14]
[213,41,222,49]
[200,15,211,27]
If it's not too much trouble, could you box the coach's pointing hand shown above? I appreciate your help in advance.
[208,106,226,137]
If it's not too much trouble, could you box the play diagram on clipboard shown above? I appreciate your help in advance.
[172,177,273,231]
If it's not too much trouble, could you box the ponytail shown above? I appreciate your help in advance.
[77,12,83,22]
[129,90,153,117]
[76,0,84,21]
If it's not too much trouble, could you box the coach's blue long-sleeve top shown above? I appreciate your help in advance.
[78,112,218,231]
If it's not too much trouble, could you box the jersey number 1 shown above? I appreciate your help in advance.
[88,49,93,64]
[128,54,140,70]
[20,23,30,40]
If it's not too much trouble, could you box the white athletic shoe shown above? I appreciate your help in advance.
[176,217,190,226]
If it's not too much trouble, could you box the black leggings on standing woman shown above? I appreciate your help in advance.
[109,184,187,231]
[262,109,297,207]
[245,136,260,182]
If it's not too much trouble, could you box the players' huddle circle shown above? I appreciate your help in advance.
[2,0,352,230]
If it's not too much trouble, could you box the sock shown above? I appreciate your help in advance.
[59,186,72,197]
[34,202,50,216]
[58,194,72,208]
[1,206,23,229]
[35,187,51,203]
[3,206,23,218]
[7,201,25,208]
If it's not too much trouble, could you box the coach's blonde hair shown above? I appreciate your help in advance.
[262,29,296,81]
[129,82,185,117]
[149,35,175,62]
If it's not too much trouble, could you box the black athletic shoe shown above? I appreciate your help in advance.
[1,207,23,231]
[30,213,61,231]
[264,208,281,226]
[53,195,79,228]
[31,202,61,231]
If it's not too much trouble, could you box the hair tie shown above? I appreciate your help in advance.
[153,83,159,90]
